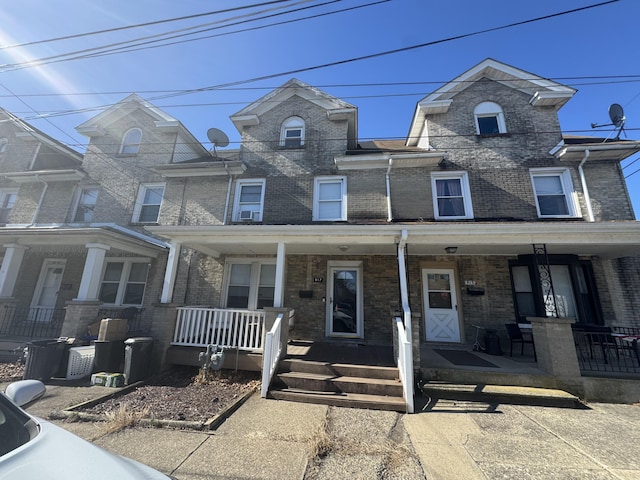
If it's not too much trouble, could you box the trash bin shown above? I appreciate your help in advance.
[94,340,125,372]
[124,337,154,384]
[484,329,503,356]
[23,339,66,381]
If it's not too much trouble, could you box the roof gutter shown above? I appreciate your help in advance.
[578,149,594,222]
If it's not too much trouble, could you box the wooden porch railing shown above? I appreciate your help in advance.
[261,313,284,398]
[172,307,265,351]
[396,315,414,413]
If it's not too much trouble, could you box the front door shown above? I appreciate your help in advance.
[423,268,461,342]
[30,259,66,322]
[326,261,363,338]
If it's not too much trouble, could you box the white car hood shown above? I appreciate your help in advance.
[0,418,170,480]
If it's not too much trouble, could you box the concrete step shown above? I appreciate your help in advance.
[269,388,408,412]
[279,358,399,380]
[421,382,585,408]
[275,371,403,396]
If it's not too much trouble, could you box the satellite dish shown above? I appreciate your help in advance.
[206,128,229,152]
[608,103,625,128]
[591,103,627,140]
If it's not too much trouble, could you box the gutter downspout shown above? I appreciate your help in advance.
[385,158,394,222]
[578,149,594,222]
[221,159,233,225]
[31,175,48,225]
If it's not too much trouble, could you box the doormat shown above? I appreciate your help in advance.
[434,349,499,368]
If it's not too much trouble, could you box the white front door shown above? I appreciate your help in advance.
[326,261,363,338]
[30,259,66,322]
[423,268,461,342]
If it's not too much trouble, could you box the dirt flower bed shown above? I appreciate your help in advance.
[82,366,261,423]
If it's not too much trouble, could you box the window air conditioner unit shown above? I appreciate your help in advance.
[240,210,259,221]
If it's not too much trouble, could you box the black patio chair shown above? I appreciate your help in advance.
[504,323,536,361]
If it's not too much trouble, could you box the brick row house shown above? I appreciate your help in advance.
[1,59,640,411]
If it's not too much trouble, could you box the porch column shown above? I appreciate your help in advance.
[75,243,110,301]
[528,316,584,397]
[160,241,181,304]
[273,242,286,308]
[0,244,27,298]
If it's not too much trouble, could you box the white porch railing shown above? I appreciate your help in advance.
[396,315,414,413]
[172,307,265,351]
[261,313,284,398]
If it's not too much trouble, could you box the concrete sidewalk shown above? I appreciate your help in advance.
[11,381,640,479]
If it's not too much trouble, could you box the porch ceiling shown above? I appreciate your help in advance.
[148,222,640,259]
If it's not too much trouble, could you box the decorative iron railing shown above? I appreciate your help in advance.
[572,325,640,374]
[0,306,65,338]
[172,307,265,351]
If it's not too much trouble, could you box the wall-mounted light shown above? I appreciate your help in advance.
[338,245,349,252]
[445,246,458,254]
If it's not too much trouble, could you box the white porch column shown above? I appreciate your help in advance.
[75,243,110,301]
[0,244,27,298]
[160,241,181,303]
[273,242,286,308]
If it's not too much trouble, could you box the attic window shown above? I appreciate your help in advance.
[0,139,7,154]
[280,117,305,148]
[120,128,142,155]
[474,102,506,135]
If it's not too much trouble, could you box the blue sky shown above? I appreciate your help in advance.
[1,0,639,216]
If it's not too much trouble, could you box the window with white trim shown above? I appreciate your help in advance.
[99,259,150,306]
[73,186,99,222]
[233,179,265,222]
[280,117,305,147]
[223,260,276,309]
[133,183,165,223]
[120,128,142,155]
[474,102,506,135]
[0,189,18,224]
[431,171,474,220]
[313,176,347,221]
[530,168,579,218]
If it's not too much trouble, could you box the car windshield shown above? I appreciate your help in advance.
[0,393,39,457]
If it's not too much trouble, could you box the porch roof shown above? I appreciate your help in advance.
[0,224,168,257]
[148,221,640,259]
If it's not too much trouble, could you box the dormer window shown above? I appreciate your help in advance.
[280,117,305,148]
[474,102,506,135]
[120,128,142,155]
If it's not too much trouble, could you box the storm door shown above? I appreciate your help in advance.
[30,259,66,322]
[326,262,363,338]
[423,268,461,342]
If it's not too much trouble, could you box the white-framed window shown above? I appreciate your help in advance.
[313,176,347,221]
[474,101,506,135]
[223,259,276,310]
[0,188,18,224]
[530,168,579,218]
[73,186,99,223]
[233,179,265,222]
[120,128,142,155]
[431,171,474,220]
[0,138,8,154]
[132,183,165,223]
[99,258,150,306]
[280,116,305,148]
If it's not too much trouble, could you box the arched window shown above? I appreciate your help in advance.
[120,128,142,154]
[474,102,506,135]
[280,117,305,147]
[0,138,8,154]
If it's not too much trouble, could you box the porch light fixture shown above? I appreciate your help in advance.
[338,245,349,252]
[445,246,458,254]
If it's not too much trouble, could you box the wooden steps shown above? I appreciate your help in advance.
[268,358,407,412]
